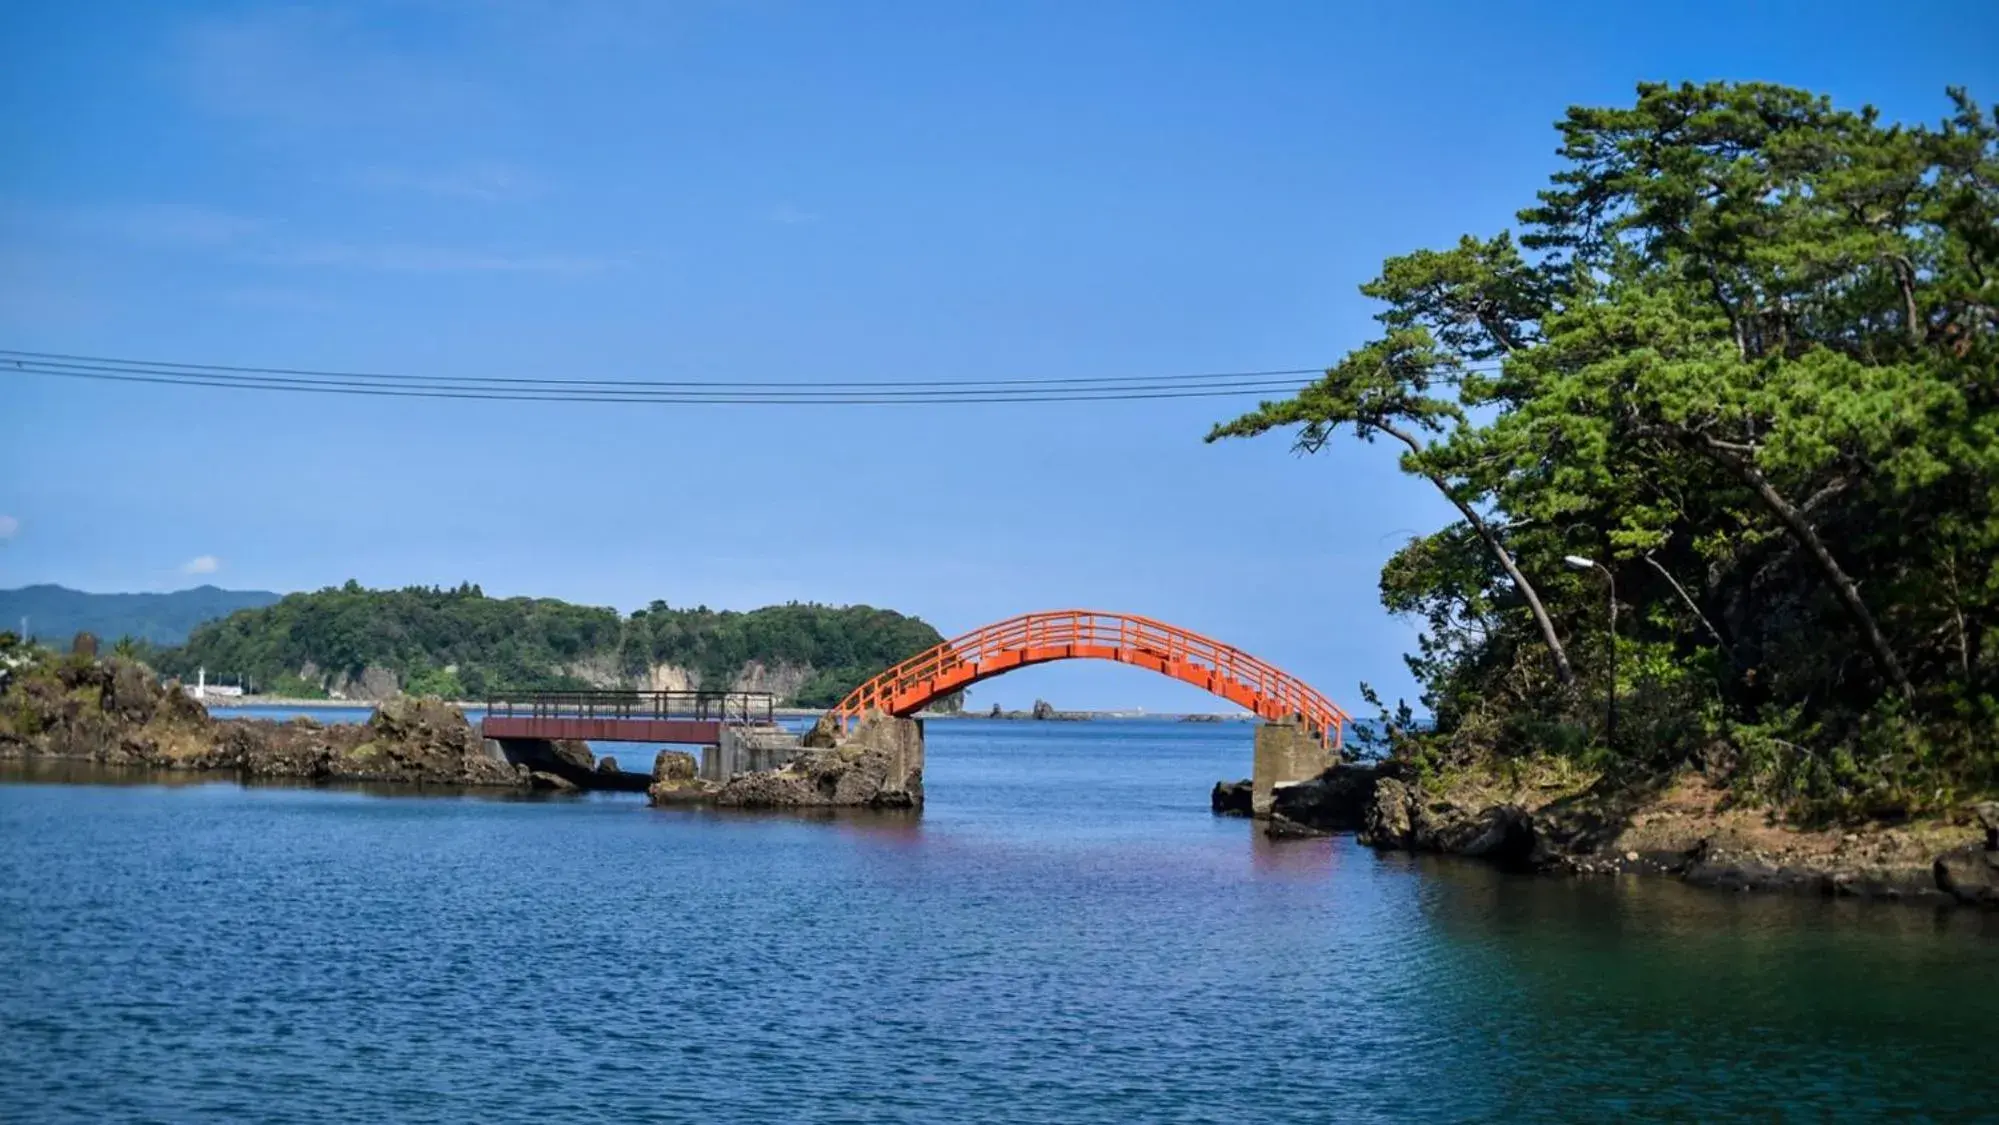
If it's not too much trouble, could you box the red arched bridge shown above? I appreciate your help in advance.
[830,609,1348,747]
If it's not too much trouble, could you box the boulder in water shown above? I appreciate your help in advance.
[1211,779,1253,817]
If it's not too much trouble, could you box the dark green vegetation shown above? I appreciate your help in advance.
[150,581,951,707]
[0,584,281,647]
[1213,83,1998,818]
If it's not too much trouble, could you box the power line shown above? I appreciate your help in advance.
[1,347,1516,407]
[2,357,1314,401]
[0,348,1325,390]
[8,363,1317,405]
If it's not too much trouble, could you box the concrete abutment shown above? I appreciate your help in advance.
[1251,719,1332,816]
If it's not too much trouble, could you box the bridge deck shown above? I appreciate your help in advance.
[480,690,775,746]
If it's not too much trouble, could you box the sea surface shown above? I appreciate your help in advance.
[2,717,1995,1123]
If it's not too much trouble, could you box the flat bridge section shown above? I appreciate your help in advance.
[480,690,775,746]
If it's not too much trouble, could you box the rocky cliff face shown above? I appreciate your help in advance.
[725,660,814,702]
[626,660,817,699]
[325,664,401,701]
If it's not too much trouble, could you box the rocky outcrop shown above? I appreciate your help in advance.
[1211,779,1253,817]
[1271,763,1384,832]
[1934,803,1999,907]
[1031,699,1056,721]
[1264,813,1328,838]
[1360,777,1415,847]
[1,651,215,766]
[0,653,528,789]
[1356,777,1533,862]
[711,713,922,809]
[645,749,711,805]
[550,739,595,773]
[331,696,525,787]
[653,750,698,783]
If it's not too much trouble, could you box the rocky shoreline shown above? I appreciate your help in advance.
[0,651,920,810]
[0,652,552,788]
[1216,761,1998,909]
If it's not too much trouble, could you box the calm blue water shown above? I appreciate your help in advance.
[2,719,1995,1123]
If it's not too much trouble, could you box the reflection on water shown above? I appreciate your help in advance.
[2,719,1994,1123]
[0,760,562,803]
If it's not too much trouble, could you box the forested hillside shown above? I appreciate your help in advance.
[153,582,951,707]
[1214,83,1999,817]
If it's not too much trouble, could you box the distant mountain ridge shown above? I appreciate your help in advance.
[0,584,283,646]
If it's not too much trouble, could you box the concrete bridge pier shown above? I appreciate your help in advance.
[700,725,806,783]
[1251,719,1333,816]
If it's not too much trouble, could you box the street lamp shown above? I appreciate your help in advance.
[1564,554,1617,749]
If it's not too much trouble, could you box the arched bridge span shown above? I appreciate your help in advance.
[829,610,1349,747]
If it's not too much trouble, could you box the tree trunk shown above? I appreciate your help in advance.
[1693,433,1914,699]
[1379,422,1577,687]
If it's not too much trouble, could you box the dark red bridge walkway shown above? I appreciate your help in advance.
[480,690,775,746]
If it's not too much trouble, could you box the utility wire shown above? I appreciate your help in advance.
[8,364,1318,405]
[0,348,1326,390]
[1,347,1515,406]
[3,357,1313,400]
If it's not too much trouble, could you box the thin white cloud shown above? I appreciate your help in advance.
[0,515,18,541]
[181,555,221,576]
[765,203,818,225]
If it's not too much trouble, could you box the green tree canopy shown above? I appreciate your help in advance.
[1213,82,1999,815]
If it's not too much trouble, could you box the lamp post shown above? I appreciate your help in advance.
[1564,554,1616,749]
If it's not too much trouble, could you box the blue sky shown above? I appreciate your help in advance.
[1,1,1989,712]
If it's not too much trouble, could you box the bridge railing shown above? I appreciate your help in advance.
[484,689,776,725]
